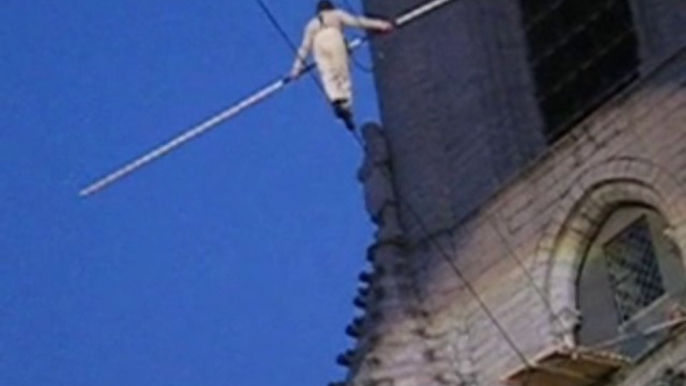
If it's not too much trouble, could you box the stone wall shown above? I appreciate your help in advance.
[347,34,686,386]
[342,1,686,385]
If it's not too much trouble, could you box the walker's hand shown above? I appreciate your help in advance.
[286,70,301,82]
[379,21,395,33]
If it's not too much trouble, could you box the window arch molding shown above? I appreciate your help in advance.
[533,157,686,346]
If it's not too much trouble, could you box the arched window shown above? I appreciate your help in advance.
[577,205,686,358]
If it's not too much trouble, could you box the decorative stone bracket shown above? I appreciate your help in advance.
[358,123,404,244]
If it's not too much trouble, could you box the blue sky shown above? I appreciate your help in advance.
[0,1,384,385]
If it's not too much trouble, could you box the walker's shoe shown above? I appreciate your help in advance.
[342,115,356,131]
[338,108,355,131]
[333,100,356,131]
[332,99,348,117]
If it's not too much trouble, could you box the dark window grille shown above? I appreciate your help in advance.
[519,0,640,141]
[603,216,666,324]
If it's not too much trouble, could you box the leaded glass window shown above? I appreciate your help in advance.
[603,216,666,323]
[577,206,685,358]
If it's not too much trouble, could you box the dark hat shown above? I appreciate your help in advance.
[317,0,335,13]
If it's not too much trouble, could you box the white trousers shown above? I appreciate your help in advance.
[313,28,352,107]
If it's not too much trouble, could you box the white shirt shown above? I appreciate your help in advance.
[291,10,390,75]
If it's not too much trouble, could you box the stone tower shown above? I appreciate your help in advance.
[333,0,686,385]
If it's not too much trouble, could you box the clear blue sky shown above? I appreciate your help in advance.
[0,1,385,385]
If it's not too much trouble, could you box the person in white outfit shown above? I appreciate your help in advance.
[290,0,393,130]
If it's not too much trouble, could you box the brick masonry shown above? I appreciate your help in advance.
[338,1,686,386]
